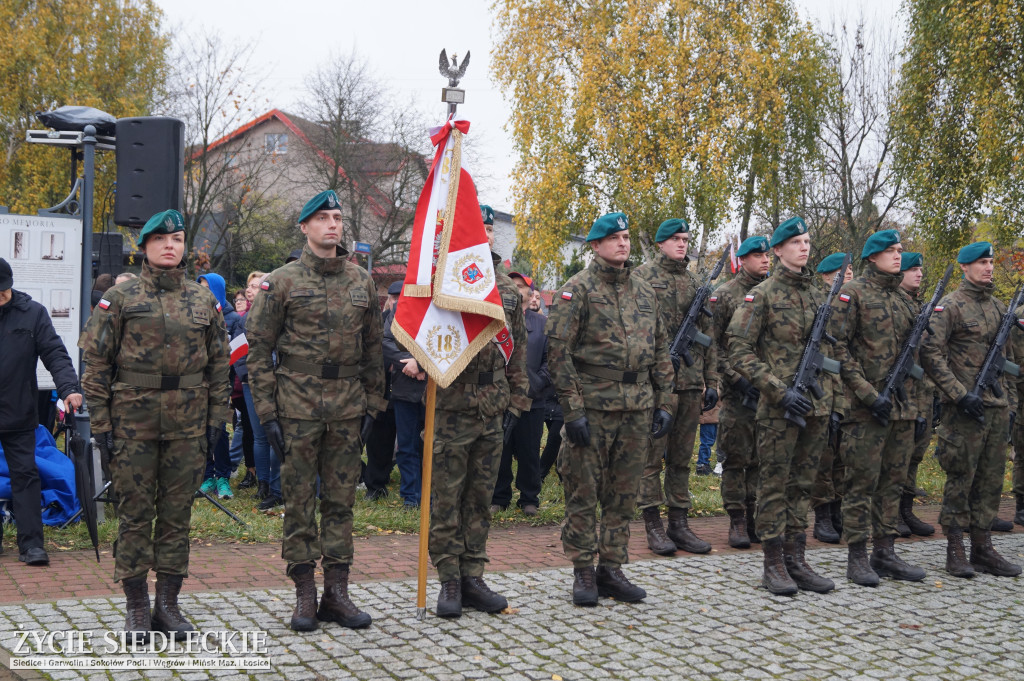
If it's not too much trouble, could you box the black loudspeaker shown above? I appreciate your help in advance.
[114,117,185,227]
[94,233,124,277]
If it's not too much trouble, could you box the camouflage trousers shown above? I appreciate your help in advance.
[902,425,932,497]
[838,419,915,544]
[811,429,845,508]
[428,409,502,582]
[935,406,1010,531]
[560,409,649,568]
[112,437,205,582]
[719,397,758,510]
[1012,420,1023,499]
[755,415,828,541]
[638,389,700,510]
[280,417,362,574]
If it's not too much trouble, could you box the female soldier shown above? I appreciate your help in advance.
[80,209,230,641]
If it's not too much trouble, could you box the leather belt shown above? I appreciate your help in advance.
[454,371,496,385]
[576,361,649,384]
[116,370,204,390]
[280,355,360,379]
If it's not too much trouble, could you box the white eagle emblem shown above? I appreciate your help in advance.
[617,216,626,230]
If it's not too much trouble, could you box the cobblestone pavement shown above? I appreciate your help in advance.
[0,534,1021,680]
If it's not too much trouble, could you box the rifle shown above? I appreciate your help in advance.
[875,263,955,426]
[784,253,851,428]
[670,248,731,368]
[965,280,1024,424]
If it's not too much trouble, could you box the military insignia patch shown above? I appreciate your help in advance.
[709,296,718,303]
[934,305,944,312]
[561,291,573,300]
[164,217,174,229]
[744,294,755,302]
[839,294,851,303]
[260,281,272,291]
[97,298,111,310]
[215,302,222,312]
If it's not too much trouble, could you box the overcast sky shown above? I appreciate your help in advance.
[157,0,902,213]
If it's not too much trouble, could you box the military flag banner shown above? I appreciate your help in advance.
[391,116,506,388]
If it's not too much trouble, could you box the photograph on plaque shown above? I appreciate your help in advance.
[41,231,65,260]
[50,289,72,318]
[11,230,29,259]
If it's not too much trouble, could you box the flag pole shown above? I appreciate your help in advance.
[415,376,437,619]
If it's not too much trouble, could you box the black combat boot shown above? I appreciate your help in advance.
[812,504,840,544]
[595,565,646,602]
[151,573,195,639]
[1015,495,1024,527]
[944,524,974,578]
[318,564,371,628]
[846,541,879,587]
[782,533,834,593]
[289,565,319,631]
[761,537,797,596]
[642,506,677,555]
[121,575,151,644]
[572,566,598,607]
[436,579,462,618]
[969,527,1023,577]
[746,501,761,544]
[990,516,1014,532]
[461,576,508,613]
[870,536,926,581]
[829,499,843,536]
[727,508,750,549]
[900,492,934,536]
[256,480,269,500]
[666,507,711,554]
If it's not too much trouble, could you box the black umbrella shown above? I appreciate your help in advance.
[64,412,100,562]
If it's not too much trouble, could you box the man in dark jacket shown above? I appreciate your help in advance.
[492,272,548,515]
[364,283,400,501]
[0,257,82,565]
[382,281,427,506]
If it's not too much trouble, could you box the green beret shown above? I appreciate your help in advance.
[860,229,901,259]
[816,252,847,274]
[901,252,923,271]
[298,190,341,224]
[480,204,495,225]
[957,241,994,264]
[769,216,808,247]
[586,212,629,242]
[137,209,185,247]
[736,236,769,257]
[654,218,689,243]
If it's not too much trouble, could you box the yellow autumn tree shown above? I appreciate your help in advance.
[492,0,829,280]
[0,0,168,222]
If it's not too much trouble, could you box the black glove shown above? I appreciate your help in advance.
[207,424,223,453]
[263,419,287,461]
[502,411,519,445]
[359,414,374,445]
[650,408,673,439]
[956,393,985,420]
[932,394,942,428]
[869,394,893,425]
[780,388,812,416]
[96,431,115,467]
[565,416,591,447]
[671,354,681,374]
[914,416,928,442]
[702,388,719,412]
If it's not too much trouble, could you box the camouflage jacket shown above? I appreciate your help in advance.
[78,260,230,440]
[246,244,386,424]
[830,263,918,422]
[727,265,835,420]
[710,267,765,399]
[898,285,938,418]
[546,255,677,422]
[1014,304,1024,417]
[436,255,532,419]
[921,279,1018,411]
[633,252,718,392]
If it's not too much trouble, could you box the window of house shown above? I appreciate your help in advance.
[224,152,238,168]
[265,133,288,154]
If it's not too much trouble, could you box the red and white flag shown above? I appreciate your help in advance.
[730,234,740,273]
[229,333,249,366]
[390,117,506,389]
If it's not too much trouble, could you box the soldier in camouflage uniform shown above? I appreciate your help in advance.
[428,205,531,618]
[633,219,717,555]
[809,253,852,545]
[727,217,836,596]
[1012,298,1024,528]
[921,241,1020,578]
[547,212,676,606]
[80,210,230,642]
[895,252,936,537]
[247,190,386,631]
[710,236,770,549]
[830,231,926,586]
